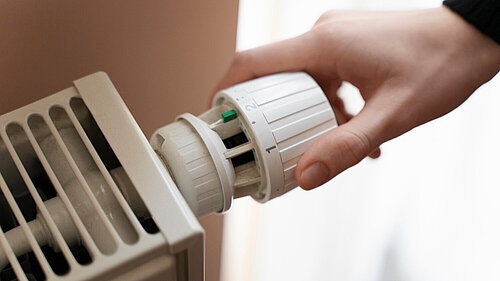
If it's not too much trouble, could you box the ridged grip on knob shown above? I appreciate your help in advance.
[214,72,338,201]
[152,120,224,217]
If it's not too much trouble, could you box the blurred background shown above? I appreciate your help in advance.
[221,1,500,281]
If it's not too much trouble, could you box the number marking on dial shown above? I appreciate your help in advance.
[245,103,257,111]
[265,145,276,154]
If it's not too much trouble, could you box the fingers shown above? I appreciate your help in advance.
[295,95,393,189]
[331,95,381,159]
[214,32,318,92]
[369,148,381,159]
[295,123,374,189]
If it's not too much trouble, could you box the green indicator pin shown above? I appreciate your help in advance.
[221,109,237,123]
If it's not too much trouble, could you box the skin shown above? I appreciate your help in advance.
[214,6,500,190]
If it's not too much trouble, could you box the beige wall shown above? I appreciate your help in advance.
[0,1,238,280]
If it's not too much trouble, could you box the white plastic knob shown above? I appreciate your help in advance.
[214,72,337,202]
[151,119,232,217]
[152,72,337,217]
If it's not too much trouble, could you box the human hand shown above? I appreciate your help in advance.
[214,7,500,190]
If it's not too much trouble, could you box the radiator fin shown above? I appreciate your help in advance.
[0,92,162,281]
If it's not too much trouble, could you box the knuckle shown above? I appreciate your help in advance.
[338,128,373,163]
[315,10,342,25]
[232,51,251,67]
[314,12,329,26]
[231,50,257,76]
[311,17,351,41]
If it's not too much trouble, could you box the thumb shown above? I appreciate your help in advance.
[295,102,392,189]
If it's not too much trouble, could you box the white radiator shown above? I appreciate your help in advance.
[0,72,203,281]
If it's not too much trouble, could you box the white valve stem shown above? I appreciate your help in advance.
[0,219,47,269]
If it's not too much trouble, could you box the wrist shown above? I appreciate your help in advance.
[444,0,500,45]
[440,6,500,69]
[436,6,500,77]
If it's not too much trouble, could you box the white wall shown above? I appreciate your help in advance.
[222,1,500,281]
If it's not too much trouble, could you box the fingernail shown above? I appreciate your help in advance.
[300,162,330,190]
